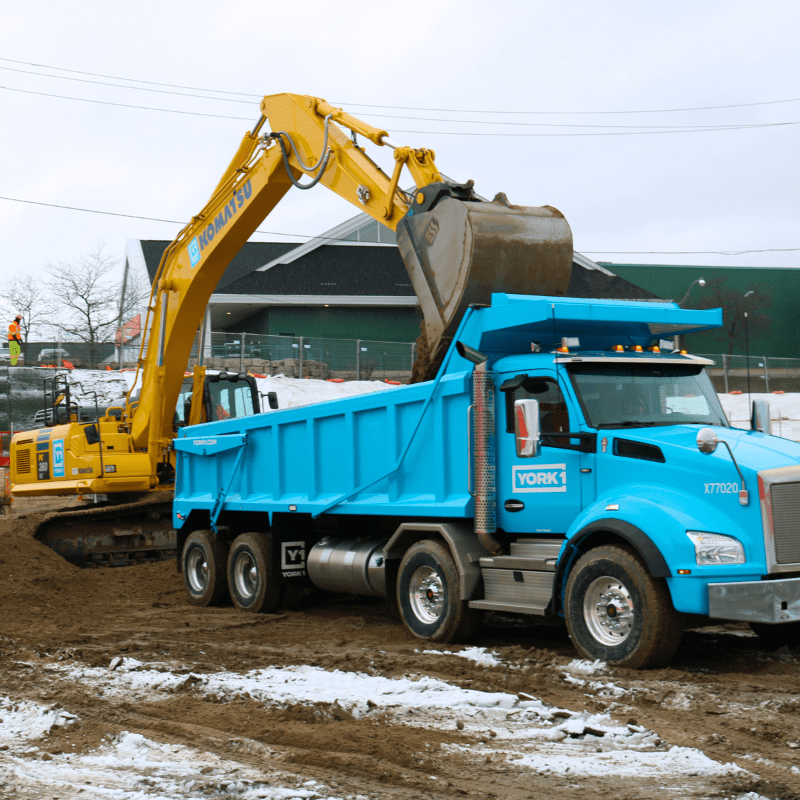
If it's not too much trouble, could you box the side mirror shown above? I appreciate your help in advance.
[514,398,541,458]
[751,400,771,434]
[267,391,279,410]
[696,427,718,454]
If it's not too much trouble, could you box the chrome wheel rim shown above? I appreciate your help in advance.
[186,546,209,593]
[583,576,635,646]
[234,551,259,600]
[408,565,444,624]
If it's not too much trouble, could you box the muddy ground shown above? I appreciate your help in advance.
[2,513,800,799]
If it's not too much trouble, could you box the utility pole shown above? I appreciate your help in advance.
[744,290,754,407]
[116,258,130,369]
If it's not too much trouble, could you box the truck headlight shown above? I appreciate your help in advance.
[686,531,745,565]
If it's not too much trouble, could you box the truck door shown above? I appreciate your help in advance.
[497,374,588,535]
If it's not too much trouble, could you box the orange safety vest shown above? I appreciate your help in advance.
[8,321,20,341]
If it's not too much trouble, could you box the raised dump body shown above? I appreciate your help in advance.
[173,294,800,669]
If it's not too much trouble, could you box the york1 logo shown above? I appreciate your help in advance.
[512,464,567,493]
[188,180,253,267]
[281,541,306,578]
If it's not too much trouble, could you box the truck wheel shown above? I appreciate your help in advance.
[227,532,282,613]
[397,540,480,643]
[750,621,800,650]
[183,530,228,607]
[564,545,682,669]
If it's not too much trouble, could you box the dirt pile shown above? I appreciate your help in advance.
[0,514,181,641]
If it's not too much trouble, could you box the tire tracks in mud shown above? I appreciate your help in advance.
[2,529,800,799]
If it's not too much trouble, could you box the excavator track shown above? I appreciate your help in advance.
[32,493,176,568]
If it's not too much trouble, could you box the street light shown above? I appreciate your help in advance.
[678,278,706,307]
[675,278,706,350]
[743,290,754,404]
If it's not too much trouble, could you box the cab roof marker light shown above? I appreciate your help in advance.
[647,345,661,353]
[632,345,644,352]
[612,344,624,352]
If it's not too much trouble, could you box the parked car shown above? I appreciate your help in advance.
[31,405,94,427]
[37,348,70,364]
[212,341,262,359]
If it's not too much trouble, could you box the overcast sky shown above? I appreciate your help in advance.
[1,0,798,303]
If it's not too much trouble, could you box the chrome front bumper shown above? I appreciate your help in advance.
[708,577,800,624]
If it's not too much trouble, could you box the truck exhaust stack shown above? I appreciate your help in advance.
[457,341,503,556]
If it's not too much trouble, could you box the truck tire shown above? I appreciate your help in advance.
[564,544,682,669]
[183,530,228,607]
[750,621,800,650]
[227,532,282,613]
[397,540,480,643]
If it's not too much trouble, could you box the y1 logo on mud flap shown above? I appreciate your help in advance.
[52,439,65,478]
[512,464,567,493]
[281,541,306,578]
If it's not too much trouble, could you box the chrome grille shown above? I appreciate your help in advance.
[770,482,800,564]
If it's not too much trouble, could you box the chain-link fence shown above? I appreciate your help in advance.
[698,354,800,394]
[188,332,417,382]
[7,341,128,369]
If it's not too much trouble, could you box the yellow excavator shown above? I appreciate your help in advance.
[9,92,573,566]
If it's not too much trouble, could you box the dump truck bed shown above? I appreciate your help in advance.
[173,371,473,525]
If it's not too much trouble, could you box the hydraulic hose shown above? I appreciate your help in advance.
[270,114,334,190]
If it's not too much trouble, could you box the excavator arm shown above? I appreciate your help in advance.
[133,93,447,465]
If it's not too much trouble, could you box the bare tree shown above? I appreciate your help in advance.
[46,244,141,368]
[691,277,772,355]
[0,275,50,362]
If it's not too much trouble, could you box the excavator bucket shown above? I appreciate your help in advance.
[396,182,573,382]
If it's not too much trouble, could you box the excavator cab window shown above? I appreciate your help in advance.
[206,376,260,422]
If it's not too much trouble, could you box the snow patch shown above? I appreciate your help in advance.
[420,646,503,667]
[0,696,78,747]
[47,658,749,788]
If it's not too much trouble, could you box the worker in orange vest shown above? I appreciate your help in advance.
[8,314,22,366]
[8,315,22,345]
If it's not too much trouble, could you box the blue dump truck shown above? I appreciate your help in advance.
[172,294,800,668]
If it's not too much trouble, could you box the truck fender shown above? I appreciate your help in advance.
[384,521,491,599]
[565,518,671,577]
[552,518,670,616]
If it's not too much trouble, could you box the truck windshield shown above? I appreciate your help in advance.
[567,363,728,429]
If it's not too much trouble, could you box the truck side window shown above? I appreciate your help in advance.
[505,377,570,444]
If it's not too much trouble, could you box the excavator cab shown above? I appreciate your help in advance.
[176,371,261,427]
